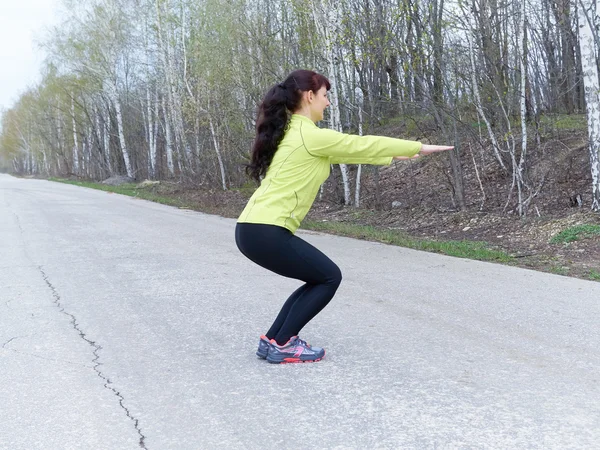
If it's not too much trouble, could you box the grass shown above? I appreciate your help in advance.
[49,178,191,208]
[303,220,512,262]
[550,224,600,244]
[588,270,600,281]
[550,266,570,276]
[51,177,513,265]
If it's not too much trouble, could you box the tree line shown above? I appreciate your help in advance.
[1,0,599,214]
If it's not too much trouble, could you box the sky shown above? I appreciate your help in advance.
[0,0,61,112]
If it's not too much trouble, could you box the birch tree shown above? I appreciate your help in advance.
[312,0,352,205]
[0,0,595,217]
[578,0,600,211]
[71,95,80,175]
[47,0,136,178]
[354,87,364,208]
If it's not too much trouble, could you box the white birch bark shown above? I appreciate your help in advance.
[103,104,112,175]
[155,0,189,173]
[162,94,175,175]
[517,0,528,215]
[84,128,92,177]
[145,19,157,179]
[578,0,600,211]
[179,4,193,168]
[312,0,352,205]
[354,87,364,208]
[209,116,227,190]
[56,96,65,172]
[194,114,201,174]
[81,127,86,176]
[71,95,79,175]
[152,90,160,176]
[41,144,49,176]
[146,87,156,178]
[108,81,134,178]
[94,104,102,174]
[16,125,31,174]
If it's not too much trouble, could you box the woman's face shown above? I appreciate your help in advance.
[309,86,330,122]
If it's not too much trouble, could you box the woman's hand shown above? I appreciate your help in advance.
[393,144,454,160]
[420,144,454,154]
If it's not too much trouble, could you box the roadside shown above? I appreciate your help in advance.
[48,177,600,282]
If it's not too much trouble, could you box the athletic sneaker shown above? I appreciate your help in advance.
[266,336,325,364]
[256,335,271,359]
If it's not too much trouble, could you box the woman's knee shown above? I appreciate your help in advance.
[327,264,343,288]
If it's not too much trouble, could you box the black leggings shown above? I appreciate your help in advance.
[235,223,342,345]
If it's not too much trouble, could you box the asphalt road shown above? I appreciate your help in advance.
[1,173,599,450]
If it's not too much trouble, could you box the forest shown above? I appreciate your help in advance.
[1,0,599,218]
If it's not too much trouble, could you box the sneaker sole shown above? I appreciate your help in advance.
[267,350,325,364]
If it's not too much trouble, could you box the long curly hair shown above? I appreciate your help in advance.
[246,70,331,181]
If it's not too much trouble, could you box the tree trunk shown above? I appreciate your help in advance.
[578,0,600,211]
[209,116,227,190]
[312,0,351,205]
[71,95,79,175]
[354,88,364,208]
[517,0,528,216]
[162,94,175,176]
[466,26,507,171]
[103,105,112,175]
[156,0,189,175]
[110,85,134,179]
[551,0,578,113]
[146,84,156,179]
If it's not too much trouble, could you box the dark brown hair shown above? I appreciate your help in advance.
[246,70,331,181]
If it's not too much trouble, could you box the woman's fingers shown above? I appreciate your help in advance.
[420,144,454,154]
[394,145,454,160]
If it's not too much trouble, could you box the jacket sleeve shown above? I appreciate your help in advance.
[329,156,393,165]
[301,126,422,159]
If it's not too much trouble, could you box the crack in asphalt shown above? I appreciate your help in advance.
[10,197,147,447]
[2,336,20,348]
[13,209,24,234]
[39,267,148,449]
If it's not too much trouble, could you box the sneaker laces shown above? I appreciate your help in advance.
[272,336,311,348]
[294,336,310,348]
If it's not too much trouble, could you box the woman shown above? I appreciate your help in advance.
[235,69,452,364]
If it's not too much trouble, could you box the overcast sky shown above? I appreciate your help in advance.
[0,0,61,112]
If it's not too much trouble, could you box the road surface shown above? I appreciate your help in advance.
[1,173,599,449]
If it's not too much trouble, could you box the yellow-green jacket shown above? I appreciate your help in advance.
[238,114,422,233]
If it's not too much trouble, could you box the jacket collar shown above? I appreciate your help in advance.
[291,114,317,126]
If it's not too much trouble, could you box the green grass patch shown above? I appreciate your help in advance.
[550,224,600,244]
[588,270,600,281]
[303,220,512,263]
[549,266,570,276]
[49,178,190,208]
[52,178,513,264]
